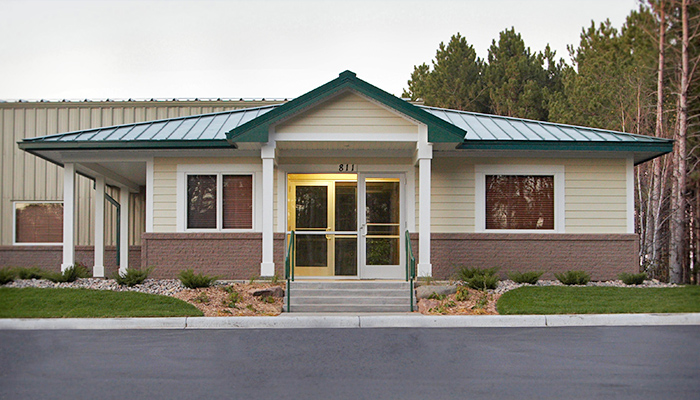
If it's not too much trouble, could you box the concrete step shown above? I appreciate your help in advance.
[286,280,415,313]
[289,296,409,305]
[284,304,413,313]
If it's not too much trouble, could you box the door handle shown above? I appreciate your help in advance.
[326,227,332,240]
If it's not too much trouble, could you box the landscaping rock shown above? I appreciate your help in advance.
[416,284,457,299]
[251,286,285,298]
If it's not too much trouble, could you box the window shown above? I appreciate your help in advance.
[485,175,554,230]
[186,174,253,230]
[475,165,564,232]
[14,202,63,244]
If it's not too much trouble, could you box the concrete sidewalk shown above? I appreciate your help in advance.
[1,312,699,330]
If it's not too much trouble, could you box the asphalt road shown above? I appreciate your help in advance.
[1,326,698,399]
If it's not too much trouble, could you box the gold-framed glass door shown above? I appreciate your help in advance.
[288,174,358,277]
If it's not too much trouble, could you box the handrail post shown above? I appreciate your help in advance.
[405,230,416,312]
[285,231,295,312]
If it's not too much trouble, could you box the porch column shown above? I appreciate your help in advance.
[119,186,129,275]
[61,163,76,271]
[93,175,105,277]
[260,141,276,276]
[417,136,433,277]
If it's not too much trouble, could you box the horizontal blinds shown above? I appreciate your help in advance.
[15,203,63,243]
[223,175,253,229]
[485,175,554,230]
[187,175,217,229]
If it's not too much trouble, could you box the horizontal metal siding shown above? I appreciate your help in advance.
[1,100,282,246]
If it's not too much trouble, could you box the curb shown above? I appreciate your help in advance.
[1,313,699,330]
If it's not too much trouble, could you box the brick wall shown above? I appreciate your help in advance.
[413,233,639,281]
[0,245,141,277]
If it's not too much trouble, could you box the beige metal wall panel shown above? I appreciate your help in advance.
[276,91,418,135]
[1,99,284,246]
[152,158,178,233]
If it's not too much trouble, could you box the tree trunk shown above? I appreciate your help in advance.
[648,1,667,270]
[669,0,690,284]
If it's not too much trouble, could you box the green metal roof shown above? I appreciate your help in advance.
[19,70,673,165]
[225,70,467,143]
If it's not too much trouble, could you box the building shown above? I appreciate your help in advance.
[9,71,673,282]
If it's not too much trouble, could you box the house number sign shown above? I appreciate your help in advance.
[338,164,356,172]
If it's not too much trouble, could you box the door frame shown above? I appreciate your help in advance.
[283,167,410,280]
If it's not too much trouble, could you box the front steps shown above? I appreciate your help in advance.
[285,281,414,313]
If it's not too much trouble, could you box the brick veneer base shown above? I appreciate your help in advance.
[3,233,639,281]
[417,233,640,281]
[0,245,141,277]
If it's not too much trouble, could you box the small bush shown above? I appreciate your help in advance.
[178,269,218,289]
[457,267,500,290]
[508,271,544,285]
[555,270,591,286]
[455,286,470,302]
[14,267,44,280]
[457,267,499,282]
[466,274,500,290]
[44,263,91,283]
[114,267,152,287]
[222,285,237,294]
[619,272,647,285]
[0,268,15,285]
[226,291,242,308]
[193,292,210,304]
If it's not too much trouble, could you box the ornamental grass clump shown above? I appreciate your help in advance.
[618,272,647,285]
[114,267,152,287]
[44,263,91,283]
[555,270,591,286]
[508,270,544,285]
[0,267,15,285]
[457,267,500,290]
[178,269,218,289]
[14,267,44,280]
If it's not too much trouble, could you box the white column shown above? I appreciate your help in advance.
[119,186,130,275]
[418,157,432,277]
[145,159,154,233]
[93,175,105,277]
[260,142,276,276]
[62,163,76,271]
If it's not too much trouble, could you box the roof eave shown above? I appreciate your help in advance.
[18,139,236,151]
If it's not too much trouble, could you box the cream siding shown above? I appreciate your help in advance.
[1,100,282,246]
[152,157,262,233]
[276,91,418,135]
[427,157,629,234]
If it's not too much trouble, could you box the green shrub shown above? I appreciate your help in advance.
[555,270,591,285]
[44,263,91,283]
[508,270,544,285]
[114,267,152,287]
[428,292,446,300]
[457,267,500,290]
[226,291,242,308]
[455,286,470,302]
[466,274,500,290]
[457,267,499,282]
[619,272,647,285]
[14,267,44,280]
[0,268,15,285]
[178,269,218,289]
[193,292,210,304]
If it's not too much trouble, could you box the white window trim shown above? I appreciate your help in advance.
[12,200,64,246]
[176,164,261,232]
[475,165,565,233]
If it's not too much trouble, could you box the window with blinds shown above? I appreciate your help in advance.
[485,175,554,230]
[15,202,63,243]
[187,174,252,230]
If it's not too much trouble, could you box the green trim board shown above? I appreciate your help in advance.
[225,70,467,144]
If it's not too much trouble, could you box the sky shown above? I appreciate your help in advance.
[0,0,640,101]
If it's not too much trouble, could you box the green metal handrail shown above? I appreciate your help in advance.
[284,231,295,312]
[405,230,416,311]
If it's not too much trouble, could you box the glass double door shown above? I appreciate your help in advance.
[288,173,403,278]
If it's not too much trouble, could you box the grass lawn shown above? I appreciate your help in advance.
[497,286,700,315]
[0,287,203,318]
